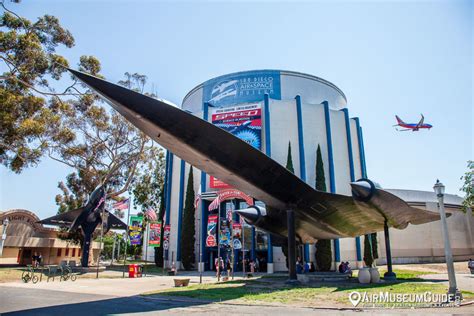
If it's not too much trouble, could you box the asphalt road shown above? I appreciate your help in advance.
[2,286,474,315]
[0,286,346,315]
[2,271,474,315]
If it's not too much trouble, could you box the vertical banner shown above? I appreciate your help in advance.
[219,219,231,247]
[129,216,143,245]
[232,223,242,249]
[163,225,170,250]
[148,221,162,247]
[206,215,218,247]
[210,103,262,188]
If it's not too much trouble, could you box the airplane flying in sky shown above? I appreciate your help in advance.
[394,114,433,131]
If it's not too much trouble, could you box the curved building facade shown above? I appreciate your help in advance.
[157,70,473,272]
[162,70,367,272]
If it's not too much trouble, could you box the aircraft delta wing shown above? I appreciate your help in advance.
[68,69,441,243]
[39,207,126,232]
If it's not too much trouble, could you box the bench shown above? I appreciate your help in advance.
[173,278,190,287]
[46,265,59,282]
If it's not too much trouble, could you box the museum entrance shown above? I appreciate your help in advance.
[206,199,268,273]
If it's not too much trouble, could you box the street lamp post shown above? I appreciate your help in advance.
[0,218,10,257]
[433,180,461,301]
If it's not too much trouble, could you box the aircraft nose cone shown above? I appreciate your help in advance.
[350,181,373,201]
[234,207,260,224]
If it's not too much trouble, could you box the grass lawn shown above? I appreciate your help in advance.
[142,269,474,308]
[0,267,24,283]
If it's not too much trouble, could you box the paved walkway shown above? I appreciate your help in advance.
[420,273,474,292]
[1,269,473,315]
[0,272,238,296]
[1,286,473,315]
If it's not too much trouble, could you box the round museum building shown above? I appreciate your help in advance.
[152,70,473,272]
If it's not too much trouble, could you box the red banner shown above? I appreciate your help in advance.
[148,221,162,247]
[210,104,262,188]
[206,215,218,247]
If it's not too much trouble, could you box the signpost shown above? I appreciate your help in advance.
[217,203,221,282]
[122,201,131,278]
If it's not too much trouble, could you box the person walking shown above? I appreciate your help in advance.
[226,259,232,277]
[215,258,220,278]
[31,252,38,268]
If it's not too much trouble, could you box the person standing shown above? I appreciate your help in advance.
[250,260,255,274]
[31,252,38,268]
[226,259,231,277]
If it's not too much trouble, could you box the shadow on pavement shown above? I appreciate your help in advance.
[2,274,453,315]
[4,295,208,315]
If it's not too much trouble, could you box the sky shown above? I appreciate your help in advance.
[1,0,473,219]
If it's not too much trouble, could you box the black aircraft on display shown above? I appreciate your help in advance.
[67,69,443,277]
[40,186,127,267]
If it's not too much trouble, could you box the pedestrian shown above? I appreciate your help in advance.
[215,258,220,278]
[250,260,255,273]
[37,252,43,267]
[304,261,310,273]
[171,261,176,275]
[31,252,38,268]
[344,261,353,277]
[226,259,232,277]
[296,256,303,274]
[220,257,224,276]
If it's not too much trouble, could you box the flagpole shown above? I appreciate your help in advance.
[144,222,149,277]
[197,199,202,284]
[217,201,221,282]
[242,218,246,277]
[123,199,131,278]
[96,192,107,279]
[230,200,234,280]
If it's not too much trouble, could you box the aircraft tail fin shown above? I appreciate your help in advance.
[395,115,404,125]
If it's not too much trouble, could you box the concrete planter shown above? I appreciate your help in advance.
[358,268,371,284]
[369,267,380,283]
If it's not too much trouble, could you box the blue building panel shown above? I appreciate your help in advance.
[203,70,281,107]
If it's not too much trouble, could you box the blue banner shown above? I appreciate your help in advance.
[203,70,281,107]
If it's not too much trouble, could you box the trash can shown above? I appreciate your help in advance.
[137,264,143,277]
[128,264,137,278]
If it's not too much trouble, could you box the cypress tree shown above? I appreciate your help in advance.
[363,234,374,267]
[286,142,294,173]
[181,166,196,270]
[315,144,332,271]
[371,233,379,259]
[281,142,294,268]
[315,144,326,191]
[154,184,166,267]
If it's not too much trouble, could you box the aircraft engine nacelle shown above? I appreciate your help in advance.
[234,205,267,225]
[350,178,378,202]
